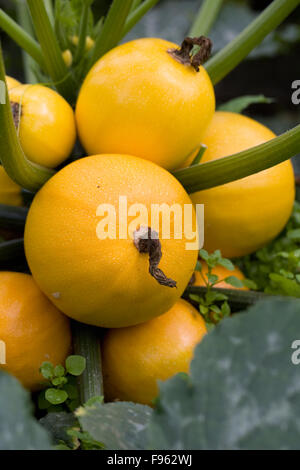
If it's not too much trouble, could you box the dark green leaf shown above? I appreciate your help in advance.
[218,258,235,271]
[0,372,52,450]
[224,276,244,288]
[148,299,300,450]
[218,95,274,113]
[40,412,78,448]
[78,402,152,450]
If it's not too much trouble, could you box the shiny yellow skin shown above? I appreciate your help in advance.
[0,272,71,391]
[6,75,21,90]
[190,112,295,258]
[0,166,22,206]
[76,38,215,171]
[102,299,207,405]
[9,84,76,168]
[24,154,198,328]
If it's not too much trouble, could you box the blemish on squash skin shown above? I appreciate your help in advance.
[52,292,61,299]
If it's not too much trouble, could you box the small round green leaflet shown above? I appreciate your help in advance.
[54,365,65,378]
[66,355,87,376]
[40,362,54,380]
[45,388,68,406]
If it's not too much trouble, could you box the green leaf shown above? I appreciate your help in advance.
[40,412,78,448]
[268,274,300,298]
[224,276,244,288]
[52,377,68,387]
[210,304,221,314]
[45,389,69,405]
[65,355,86,376]
[84,396,104,407]
[77,402,152,450]
[38,390,51,410]
[199,249,209,261]
[221,301,230,316]
[207,273,219,285]
[54,365,65,378]
[63,384,79,400]
[287,229,300,241]
[242,279,258,290]
[40,361,54,380]
[218,95,274,113]
[218,258,235,271]
[148,298,300,450]
[0,372,52,450]
[199,304,209,315]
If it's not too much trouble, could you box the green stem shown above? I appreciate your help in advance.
[15,0,37,83]
[0,9,44,68]
[189,0,224,37]
[89,0,134,68]
[44,0,54,26]
[174,124,300,194]
[0,48,54,191]
[206,0,300,85]
[72,322,103,404]
[73,1,90,64]
[27,0,76,103]
[122,0,160,39]
[185,285,267,311]
[0,205,28,231]
[130,0,143,13]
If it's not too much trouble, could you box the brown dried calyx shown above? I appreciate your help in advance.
[134,226,177,288]
[10,101,21,129]
[168,36,212,72]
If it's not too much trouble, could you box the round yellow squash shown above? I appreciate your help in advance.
[76,38,215,171]
[9,84,76,168]
[5,75,21,90]
[24,154,199,328]
[190,112,295,258]
[0,166,22,206]
[0,272,71,391]
[102,299,207,405]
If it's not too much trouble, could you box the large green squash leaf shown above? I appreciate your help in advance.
[148,299,300,450]
[77,401,152,450]
[0,372,52,450]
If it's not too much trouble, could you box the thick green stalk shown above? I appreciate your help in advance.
[0,50,54,191]
[189,0,224,37]
[206,0,300,84]
[72,322,104,404]
[0,9,44,68]
[15,0,37,83]
[122,0,160,38]
[27,0,76,102]
[174,124,300,194]
[44,0,54,26]
[130,0,143,13]
[89,0,134,67]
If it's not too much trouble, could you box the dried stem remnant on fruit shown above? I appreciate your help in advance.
[168,36,212,72]
[134,226,177,288]
[10,101,21,129]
